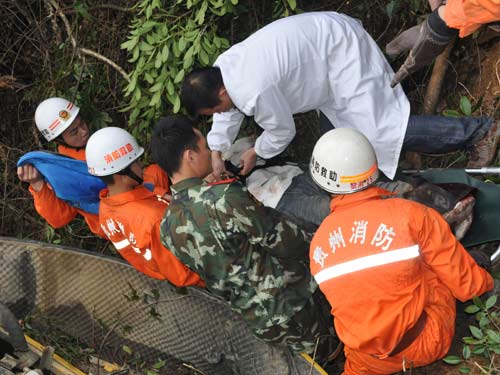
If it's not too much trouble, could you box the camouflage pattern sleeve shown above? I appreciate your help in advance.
[158,179,319,348]
[225,184,312,259]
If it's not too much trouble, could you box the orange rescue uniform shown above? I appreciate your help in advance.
[310,187,493,375]
[28,145,170,239]
[444,0,500,37]
[29,145,105,237]
[143,163,171,192]
[99,185,204,288]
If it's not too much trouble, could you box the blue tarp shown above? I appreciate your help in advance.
[17,151,105,215]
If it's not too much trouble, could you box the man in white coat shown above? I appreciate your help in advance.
[181,12,496,180]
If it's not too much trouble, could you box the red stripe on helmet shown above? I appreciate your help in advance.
[49,119,60,130]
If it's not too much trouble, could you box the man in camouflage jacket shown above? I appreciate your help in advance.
[151,115,333,355]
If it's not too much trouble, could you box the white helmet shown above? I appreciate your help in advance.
[35,97,80,141]
[85,127,144,176]
[310,128,379,194]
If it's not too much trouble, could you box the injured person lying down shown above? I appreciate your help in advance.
[222,137,477,241]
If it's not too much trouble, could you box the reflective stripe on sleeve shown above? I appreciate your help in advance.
[112,238,130,250]
[314,244,420,284]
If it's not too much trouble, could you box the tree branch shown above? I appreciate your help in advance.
[46,0,130,82]
[79,48,130,82]
[64,4,135,14]
[423,39,456,114]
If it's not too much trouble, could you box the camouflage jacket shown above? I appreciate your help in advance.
[160,177,317,333]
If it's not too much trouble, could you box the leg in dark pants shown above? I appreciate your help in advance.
[319,111,335,135]
[275,172,331,230]
[403,115,492,153]
[319,111,493,153]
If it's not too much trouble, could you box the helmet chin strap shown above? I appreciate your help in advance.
[119,165,143,185]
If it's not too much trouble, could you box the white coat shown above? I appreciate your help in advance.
[207,12,410,179]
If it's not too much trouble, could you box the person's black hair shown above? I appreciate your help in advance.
[99,165,143,186]
[99,174,115,185]
[181,67,224,115]
[151,115,199,176]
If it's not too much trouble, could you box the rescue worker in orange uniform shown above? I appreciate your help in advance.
[17,97,167,238]
[443,0,500,36]
[85,127,204,287]
[308,128,494,375]
[387,0,500,86]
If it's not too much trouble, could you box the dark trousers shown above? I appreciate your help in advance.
[319,112,493,153]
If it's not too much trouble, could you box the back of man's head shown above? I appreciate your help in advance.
[86,127,145,186]
[151,115,199,177]
[310,128,379,195]
[181,67,224,115]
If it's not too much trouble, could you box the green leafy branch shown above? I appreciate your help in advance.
[120,0,236,142]
[120,0,300,145]
[443,95,482,117]
[443,295,500,374]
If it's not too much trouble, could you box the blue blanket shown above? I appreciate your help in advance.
[17,151,105,215]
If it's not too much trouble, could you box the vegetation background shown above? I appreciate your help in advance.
[0,0,499,374]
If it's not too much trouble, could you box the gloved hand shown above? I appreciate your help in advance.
[386,8,458,87]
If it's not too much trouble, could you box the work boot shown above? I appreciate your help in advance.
[466,122,500,168]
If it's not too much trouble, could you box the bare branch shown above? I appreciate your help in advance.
[47,0,77,51]
[79,48,130,82]
[46,0,130,82]
[423,39,456,114]
[64,4,135,14]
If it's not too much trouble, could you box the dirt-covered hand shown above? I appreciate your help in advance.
[17,164,44,192]
[239,147,257,176]
[211,150,228,181]
[386,9,456,87]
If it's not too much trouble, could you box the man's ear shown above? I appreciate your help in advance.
[185,148,197,163]
[217,86,227,101]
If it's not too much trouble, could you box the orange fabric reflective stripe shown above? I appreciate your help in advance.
[314,245,420,284]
